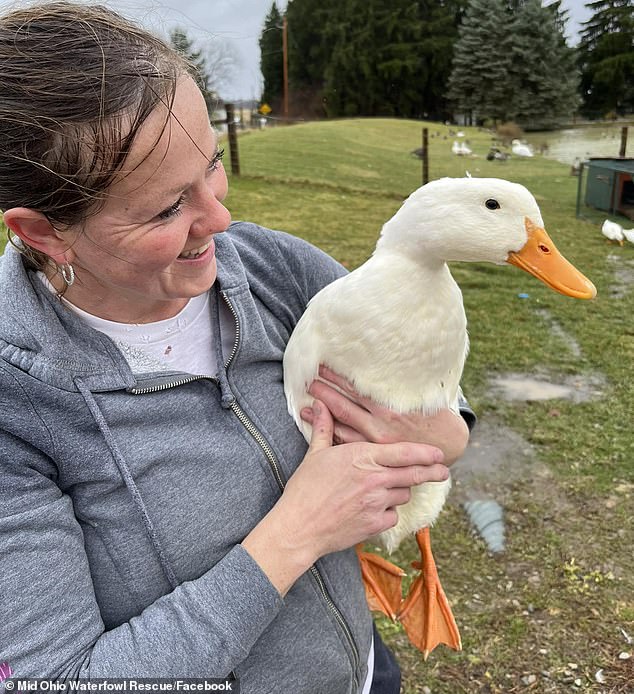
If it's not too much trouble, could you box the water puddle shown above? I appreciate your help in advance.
[488,372,605,403]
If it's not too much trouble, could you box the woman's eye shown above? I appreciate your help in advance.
[158,195,184,220]
[209,148,225,172]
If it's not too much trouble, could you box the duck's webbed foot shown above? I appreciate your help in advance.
[356,545,405,620]
[397,528,462,659]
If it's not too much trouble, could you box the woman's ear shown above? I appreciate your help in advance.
[2,208,74,265]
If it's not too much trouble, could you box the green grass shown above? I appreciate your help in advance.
[229,119,634,693]
[2,118,632,692]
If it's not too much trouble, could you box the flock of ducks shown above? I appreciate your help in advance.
[450,136,534,160]
[602,219,634,245]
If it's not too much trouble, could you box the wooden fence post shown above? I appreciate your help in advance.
[619,126,628,158]
[422,127,429,185]
[225,103,240,176]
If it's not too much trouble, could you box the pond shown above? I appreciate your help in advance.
[524,123,633,165]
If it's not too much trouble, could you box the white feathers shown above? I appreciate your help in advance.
[602,219,624,244]
[511,139,534,157]
[452,140,472,156]
[283,177,546,552]
[602,219,634,245]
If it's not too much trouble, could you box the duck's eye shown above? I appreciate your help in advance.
[485,199,500,210]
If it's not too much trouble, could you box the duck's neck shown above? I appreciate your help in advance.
[335,249,468,413]
[359,248,452,301]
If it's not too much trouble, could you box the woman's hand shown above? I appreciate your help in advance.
[241,399,449,596]
[300,365,470,466]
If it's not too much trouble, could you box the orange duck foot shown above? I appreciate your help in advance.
[356,545,405,620]
[397,528,462,659]
[357,529,461,658]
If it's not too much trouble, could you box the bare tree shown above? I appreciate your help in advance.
[200,37,241,101]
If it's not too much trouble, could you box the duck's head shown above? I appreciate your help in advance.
[377,177,596,299]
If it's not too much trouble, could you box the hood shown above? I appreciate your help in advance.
[0,226,250,392]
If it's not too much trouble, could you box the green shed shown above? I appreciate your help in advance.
[584,158,634,220]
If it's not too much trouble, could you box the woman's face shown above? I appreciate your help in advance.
[58,76,231,323]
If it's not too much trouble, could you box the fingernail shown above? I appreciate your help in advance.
[312,401,322,416]
[433,448,445,463]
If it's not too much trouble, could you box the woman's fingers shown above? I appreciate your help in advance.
[307,377,376,437]
[300,406,365,444]
[305,366,470,465]
[305,400,334,453]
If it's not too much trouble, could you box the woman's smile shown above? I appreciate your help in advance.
[177,238,215,261]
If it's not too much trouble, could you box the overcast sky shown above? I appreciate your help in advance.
[0,0,592,101]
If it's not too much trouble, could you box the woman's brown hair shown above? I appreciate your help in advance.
[0,1,193,270]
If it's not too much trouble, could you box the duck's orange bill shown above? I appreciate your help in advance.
[507,218,596,299]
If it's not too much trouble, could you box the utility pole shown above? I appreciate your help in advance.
[282,14,289,120]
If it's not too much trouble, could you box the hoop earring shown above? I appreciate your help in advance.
[60,263,75,287]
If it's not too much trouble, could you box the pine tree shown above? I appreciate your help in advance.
[170,28,217,115]
[284,0,464,118]
[447,0,580,128]
[259,3,284,109]
[416,0,466,120]
[446,0,514,124]
[506,0,580,129]
[578,0,634,117]
[323,0,426,117]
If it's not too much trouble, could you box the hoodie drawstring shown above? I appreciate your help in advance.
[75,377,179,590]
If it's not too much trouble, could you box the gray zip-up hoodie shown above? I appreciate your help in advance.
[0,222,373,693]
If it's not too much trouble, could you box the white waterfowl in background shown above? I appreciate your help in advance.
[511,139,534,157]
[283,177,596,658]
[602,219,625,245]
[452,140,472,156]
[624,227,634,245]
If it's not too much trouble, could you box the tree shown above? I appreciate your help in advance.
[323,0,427,117]
[284,0,465,119]
[200,38,240,101]
[578,0,634,117]
[446,0,513,124]
[170,28,217,115]
[447,0,579,128]
[506,0,580,129]
[285,0,351,116]
[259,3,284,109]
[416,0,466,120]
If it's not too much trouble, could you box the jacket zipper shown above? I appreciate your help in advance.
[129,375,210,395]
[220,292,360,689]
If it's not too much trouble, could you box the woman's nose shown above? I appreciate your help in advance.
[191,190,231,237]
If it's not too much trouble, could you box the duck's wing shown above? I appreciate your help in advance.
[283,275,353,441]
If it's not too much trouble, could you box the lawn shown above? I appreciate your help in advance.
[1,118,632,692]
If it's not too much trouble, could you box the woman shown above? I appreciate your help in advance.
[0,3,472,692]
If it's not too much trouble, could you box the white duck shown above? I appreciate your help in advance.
[452,140,472,156]
[624,227,634,245]
[283,177,596,657]
[602,219,625,245]
[511,139,534,157]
